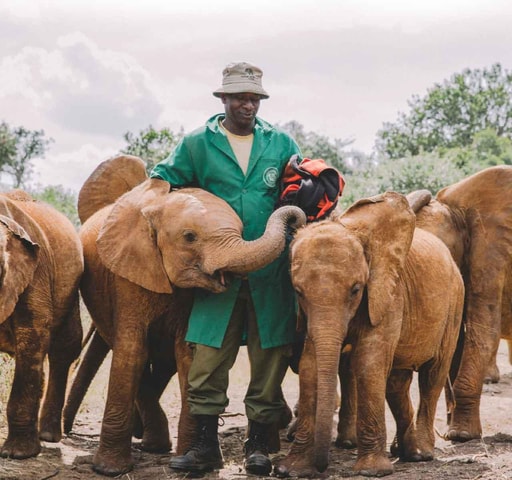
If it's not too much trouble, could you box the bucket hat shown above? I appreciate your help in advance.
[213,62,269,99]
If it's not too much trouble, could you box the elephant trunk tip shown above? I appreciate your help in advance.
[281,205,307,231]
[315,453,329,473]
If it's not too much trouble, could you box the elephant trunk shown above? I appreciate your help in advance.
[204,205,306,275]
[311,327,346,473]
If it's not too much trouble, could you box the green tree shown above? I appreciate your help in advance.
[377,63,512,159]
[446,128,512,174]
[121,125,183,173]
[0,121,53,187]
[30,184,79,228]
[278,121,353,174]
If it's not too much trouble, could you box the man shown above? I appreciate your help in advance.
[150,61,300,476]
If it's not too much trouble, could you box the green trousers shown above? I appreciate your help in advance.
[187,280,292,424]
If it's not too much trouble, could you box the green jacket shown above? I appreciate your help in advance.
[150,114,301,348]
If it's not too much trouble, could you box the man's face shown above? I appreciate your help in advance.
[222,93,261,131]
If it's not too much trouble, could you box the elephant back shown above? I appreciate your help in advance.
[78,155,148,224]
[437,165,512,213]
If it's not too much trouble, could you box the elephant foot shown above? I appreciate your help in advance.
[404,450,434,462]
[445,427,481,443]
[335,434,357,450]
[273,452,319,478]
[390,436,401,458]
[93,450,134,477]
[483,363,500,384]
[39,419,62,443]
[446,402,482,443]
[0,434,41,459]
[139,422,171,453]
[140,437,171,453]
[336,418,357,450]
[390,434,434,462]
[353,454,394,477]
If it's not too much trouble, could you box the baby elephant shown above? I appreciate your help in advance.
[0,190,83,459]
[275,192,464,477]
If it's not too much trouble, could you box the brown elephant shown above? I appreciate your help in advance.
[69,155,305,476]
[0,190,83,459]
[274,192,464,477]
[406,165,512,442]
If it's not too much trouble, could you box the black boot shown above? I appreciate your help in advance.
[244,420,272,476]
[169,414,223,472]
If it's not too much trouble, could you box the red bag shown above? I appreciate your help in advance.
[278,154,345,221]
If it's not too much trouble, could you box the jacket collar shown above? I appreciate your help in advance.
[206,113,274,136]
[206,114,274,176]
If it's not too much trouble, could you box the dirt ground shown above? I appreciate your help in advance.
[2,341,512,480]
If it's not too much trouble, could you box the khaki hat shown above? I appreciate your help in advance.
[213,62,269,99]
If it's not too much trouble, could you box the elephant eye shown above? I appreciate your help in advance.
[351,283,362,296]
[183,230,197,243]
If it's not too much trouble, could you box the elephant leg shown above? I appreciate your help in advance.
[174,328,195,455]
[40,299,83,441]
[274,337,318,478]
[386,369,414,460]
[352,341,394,477]
[414,356,452,461]
[447,307,501,442]
[135,358,174,453]
[63,329,110,434]
[92,316,148,476]
[335,348,357,449]
[1,319,50,459]
[446,323,464,426]
[483,345,500,384]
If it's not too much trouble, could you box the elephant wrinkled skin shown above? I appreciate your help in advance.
[0,190,83,459]
[407,165,512,442]
[275,192,464,477]
[65,155,305,477]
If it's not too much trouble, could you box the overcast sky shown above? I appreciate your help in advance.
[1,0,512,192]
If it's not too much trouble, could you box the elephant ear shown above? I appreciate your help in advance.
[0,214,40,324]
[341,192,415,327]
[78,155,148,224]
[96,178,173,294]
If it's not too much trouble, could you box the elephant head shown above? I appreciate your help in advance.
[290,192,415,471]
[80,155,306,295]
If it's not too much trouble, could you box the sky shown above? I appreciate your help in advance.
[1,0,512,192]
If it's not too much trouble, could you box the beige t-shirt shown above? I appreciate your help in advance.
[220,120,253,174]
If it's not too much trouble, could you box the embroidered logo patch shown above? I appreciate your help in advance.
[263,167,279,187]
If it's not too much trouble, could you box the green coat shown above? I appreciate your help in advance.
[150,114,301,348]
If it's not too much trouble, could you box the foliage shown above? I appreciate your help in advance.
[339,128,512,210]
[121,125,183,173]
[30,184,80,228]
[278,120,354,174]
[0,121,53,187]
[444,128,512,174]
[377,63,512,159]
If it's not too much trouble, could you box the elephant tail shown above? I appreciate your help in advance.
[78,155,148,224]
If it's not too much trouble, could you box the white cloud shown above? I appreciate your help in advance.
[0,31,163,138]
[30,143,121,192]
